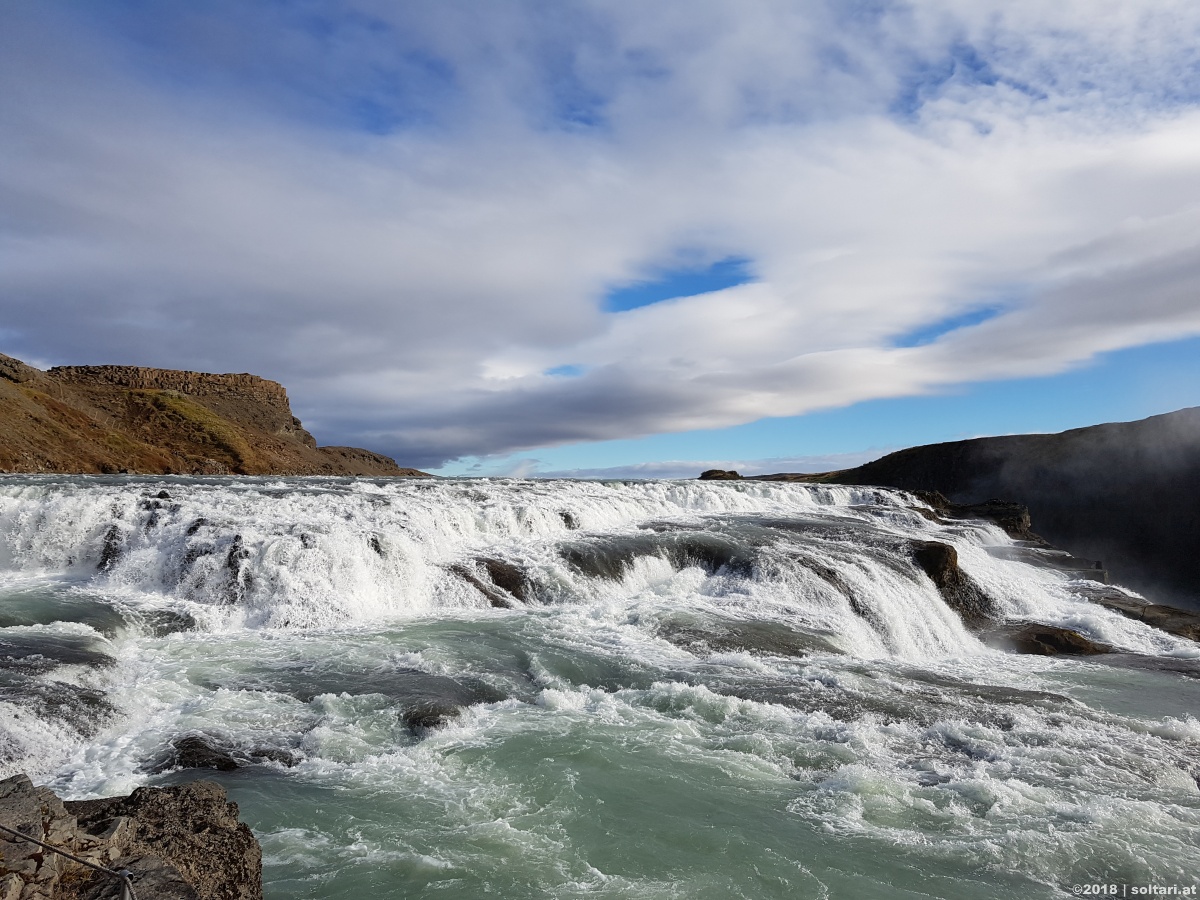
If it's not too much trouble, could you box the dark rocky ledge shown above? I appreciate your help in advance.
[0,773,261,900]
[715,407,1200,609]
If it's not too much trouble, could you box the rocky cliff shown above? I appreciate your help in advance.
[705,407,1200,609]
[0,354,429,477]
[0,773,260,900]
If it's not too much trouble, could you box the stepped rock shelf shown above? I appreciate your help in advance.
[0,354,429,477]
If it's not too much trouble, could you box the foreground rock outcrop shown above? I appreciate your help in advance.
[0,353,429,477]
[0,773,260,900]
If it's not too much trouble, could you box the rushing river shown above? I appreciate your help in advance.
[1,475,1198,898]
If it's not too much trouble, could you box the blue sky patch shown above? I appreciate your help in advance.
[890,42,1045,119]
[603,256,755,313]
[545,364,586,377]
[893,305,1006,347]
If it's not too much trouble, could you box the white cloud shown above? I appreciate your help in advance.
[2,1,1200,467]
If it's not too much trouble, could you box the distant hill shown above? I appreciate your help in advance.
[0,353,429,477]
[703,407,1200,608]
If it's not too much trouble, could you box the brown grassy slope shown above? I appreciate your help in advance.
[0,353,429,476]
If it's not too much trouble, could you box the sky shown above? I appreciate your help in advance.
[2,1,1200,478]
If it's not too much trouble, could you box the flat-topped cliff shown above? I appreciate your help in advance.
[0,353,429,477]
[50,365,291,402]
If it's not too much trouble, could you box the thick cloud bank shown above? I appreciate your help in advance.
[3,1,1200,467]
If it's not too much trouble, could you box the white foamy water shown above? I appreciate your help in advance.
[1,475,1196,899]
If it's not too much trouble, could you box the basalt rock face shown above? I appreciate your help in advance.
[911,541,1001,629]
[0,773,261,900]
[751,408,1200,610]
[0,353,429,477]
[911,492,1038,542]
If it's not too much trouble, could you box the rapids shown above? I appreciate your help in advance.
[1,475,1197,898]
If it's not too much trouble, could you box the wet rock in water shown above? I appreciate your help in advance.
[559,539,639,581]
[913,491,1039,541]
[148,735,302,773]
[225,536,250,573]
[401,699,462,732]
[658,615,842,658]
[1074,584,1200,642]
[0,634,115,672]
[1095,654,1200,679]
[230,665,507,716]
[561,532,754,581]
[479,558,531,602]
[985,544,1108,582]
[398,673,507,734]
[385,674,506,735]
[98,523,124,572]
[450,566,512,608]
[137,608,198,637]
[397,680,505,735]
[912,541,1001,629]
[981,622,1112,656]
[558,510,580,530]
[222,535,252,604]
[152,735,241,773]
[1140,605,1200,641]
[698,469,743,480]
[451,557,533,608]
[247,746,300,768]
[0,677,115,743]
[665,533,754,577]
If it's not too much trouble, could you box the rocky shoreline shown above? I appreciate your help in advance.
[0,774,260,900]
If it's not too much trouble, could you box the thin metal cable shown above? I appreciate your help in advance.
[0,820,138,900]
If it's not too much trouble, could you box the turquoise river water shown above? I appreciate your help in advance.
[0,476,1197,898]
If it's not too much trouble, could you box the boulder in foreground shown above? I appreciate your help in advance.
[0,773,261,900]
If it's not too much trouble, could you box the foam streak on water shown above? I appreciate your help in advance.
[0,475,1196,899]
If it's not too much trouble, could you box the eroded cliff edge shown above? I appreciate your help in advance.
[0,354,429,477]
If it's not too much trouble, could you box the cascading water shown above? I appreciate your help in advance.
[1,475,1197,899]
